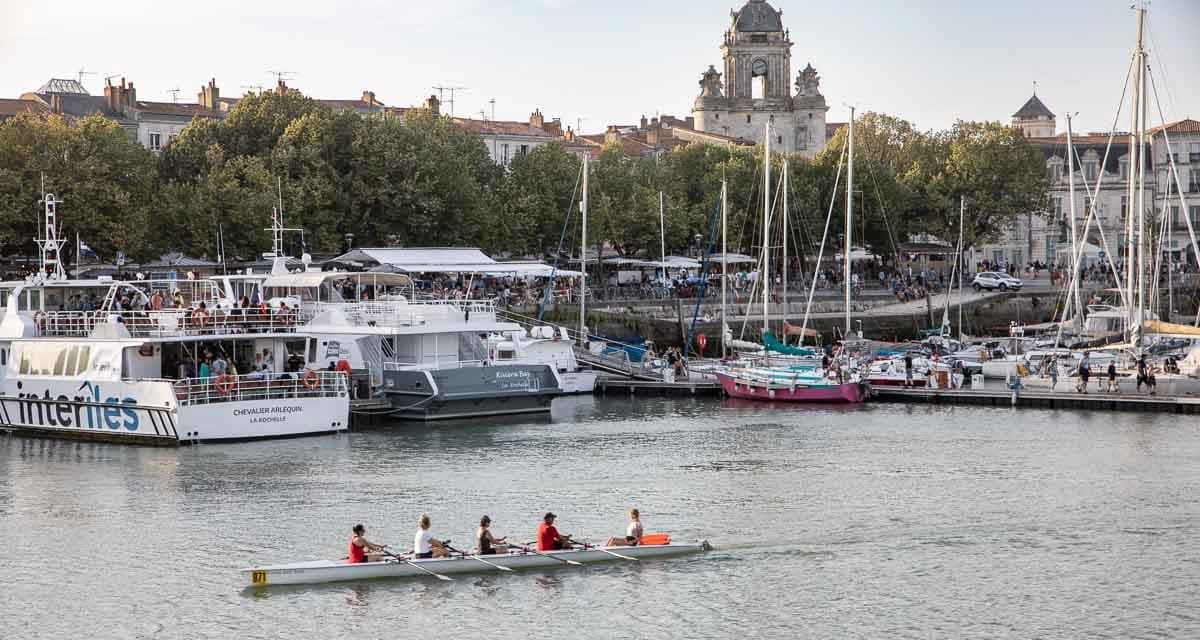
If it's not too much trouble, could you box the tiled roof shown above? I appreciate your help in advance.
[136,101,222,118]
[21,92,134,124]
[1013,94,1055,120]
[0,98,50,118]
[317,99,385,112]
[1148,119,1200,136]
[454,118,555,138]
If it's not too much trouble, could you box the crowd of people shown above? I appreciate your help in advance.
[345,509,648,563]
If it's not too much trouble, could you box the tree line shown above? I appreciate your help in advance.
[0,89,1048,268]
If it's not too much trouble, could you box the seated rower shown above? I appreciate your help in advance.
[413,514,449,559]
[348,524,384,564]
[536,512,570,551]
[606,508,644,547]
[476,515,508,555]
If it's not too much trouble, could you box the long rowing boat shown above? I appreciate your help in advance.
[242,540,711,586]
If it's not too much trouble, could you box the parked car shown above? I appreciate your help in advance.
[972,272,1023,291]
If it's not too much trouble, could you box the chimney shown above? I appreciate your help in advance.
[543,117,563,137]
[604,125,620,145]
[199,78,220,110]
[362,90,378,106]
[646,123,659,146]
[529,109,544,129]
[640,115,648,130]
[104,78,135,112]
[125,81,136,107]
[423,94,440,115]
[50,94,63,114]
[563,126,576,142]
[275,79,288,95]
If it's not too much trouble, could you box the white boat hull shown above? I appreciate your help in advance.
[243,541,710,586]
[558,371,598,394]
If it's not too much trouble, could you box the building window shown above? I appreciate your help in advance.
[1189,168,1200,193]
[776,136,782,144]
[1119,158,1129,180]
[715,113,719,121]
[519,144,529,155]
[1170,205,1181,224]
[1190,142,1200,163]
[746,115,751,124]
[148,132,162,152]
[1045,235,1056,263]
[501,143,509,165]
[1169,143,1181,164]
[1052,196,1063,219]
[1084,162,1098,181]
[1121,196,1129,215]
[1048,160,1063,182]
[1191,206,1200,227]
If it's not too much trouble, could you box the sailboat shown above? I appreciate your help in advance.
[714,117,868,403]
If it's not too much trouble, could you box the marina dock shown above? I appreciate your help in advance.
[874,386,1200,414]
[596,375,722,396]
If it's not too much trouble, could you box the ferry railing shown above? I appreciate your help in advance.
[35,308,302,338]
[382,359,484,371]
[167,370,348,406]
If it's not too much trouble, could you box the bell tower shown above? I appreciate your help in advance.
[722,0,791,100]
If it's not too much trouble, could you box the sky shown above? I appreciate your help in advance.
[2,0,1198,135]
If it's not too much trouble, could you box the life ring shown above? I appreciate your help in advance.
[214,373,235,395]
[696,333,708,351]
[302,368,320,390]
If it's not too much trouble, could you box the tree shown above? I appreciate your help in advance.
[0,113,156,261]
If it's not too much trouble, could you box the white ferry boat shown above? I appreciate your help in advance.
[0,277,349,445]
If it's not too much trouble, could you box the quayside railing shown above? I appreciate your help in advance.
[165,370,347,406]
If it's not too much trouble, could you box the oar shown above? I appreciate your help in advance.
[512,542,583,566]
[566,537,639,562]
[381,547,453,581]
[444,544,513,572]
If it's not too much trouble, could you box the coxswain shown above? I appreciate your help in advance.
[605,508,644,547]
[413,514,448,559]
[476,515,508,555]
[348,524,384,564]
[536,512,570,551]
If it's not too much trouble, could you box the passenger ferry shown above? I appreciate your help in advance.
[0,277,349,445]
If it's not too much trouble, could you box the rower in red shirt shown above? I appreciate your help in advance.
[536,512,571,551]
[348,523,384,563]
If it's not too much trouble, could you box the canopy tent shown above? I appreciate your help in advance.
[1142,319,1200,339]
[707,253,757,265]
[327,247,578,278]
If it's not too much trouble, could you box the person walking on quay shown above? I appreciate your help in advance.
[1048,356,1059,391]
[1107,361,1119,393]
[1136,354,1149,393]
[903,352,914,388]
[1077,353,1091,394]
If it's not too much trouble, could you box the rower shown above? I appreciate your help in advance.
[413,514,449,559]
[348,524,384,564]
[476,515,508,555]
[605,508,644,547]
[536,512,570,551]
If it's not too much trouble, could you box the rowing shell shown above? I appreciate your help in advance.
[243,541,711,586]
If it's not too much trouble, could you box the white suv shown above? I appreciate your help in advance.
[972,271,1023,291]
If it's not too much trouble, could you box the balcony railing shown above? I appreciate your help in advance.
[34,308,301,338]
[304,299,498,328]
[168,370,347,406]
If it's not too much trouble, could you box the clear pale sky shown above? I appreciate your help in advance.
[2,0,1197,135]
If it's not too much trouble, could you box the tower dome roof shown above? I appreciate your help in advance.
[1013,93,1055,120]
[732,0,783,33]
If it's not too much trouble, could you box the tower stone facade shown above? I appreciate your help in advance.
[692,0,828,157]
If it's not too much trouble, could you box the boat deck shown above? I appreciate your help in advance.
[873,386,1200,414]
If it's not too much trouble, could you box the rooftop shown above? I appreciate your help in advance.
[732,0,783,33]
[0,98,50,118]
[1013,93,1055,120]
[453,118,556,138]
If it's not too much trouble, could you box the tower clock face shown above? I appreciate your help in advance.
[752,59,768,76]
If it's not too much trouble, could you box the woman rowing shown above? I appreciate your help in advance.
[605,508,644,547]
[476,515,508,555]
[413,514,449,559]
[348,524,384,564]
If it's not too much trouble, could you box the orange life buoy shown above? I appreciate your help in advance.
[696,333,708,351]
[213,373,235,395]
[302,368,320,390]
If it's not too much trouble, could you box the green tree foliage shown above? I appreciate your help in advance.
[0,113,155,261]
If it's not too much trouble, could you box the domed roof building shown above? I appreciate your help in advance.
[692,0,829,157]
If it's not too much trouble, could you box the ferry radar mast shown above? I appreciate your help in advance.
[35,175,68,281]
[263,177,308,275]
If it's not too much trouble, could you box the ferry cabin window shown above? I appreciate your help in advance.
[17,344,90,377]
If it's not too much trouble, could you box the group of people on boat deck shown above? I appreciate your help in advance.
[346,509,645,563]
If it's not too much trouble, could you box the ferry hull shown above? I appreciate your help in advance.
[381,364,561,420]
[715,372,867,403]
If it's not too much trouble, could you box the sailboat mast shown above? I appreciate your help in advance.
[958,196,965,339]
[1066,113,1083,330]
[659,191,666,285]
[1135,5,1148,343]
[721,176,728,359]
[579,154,589,345]
[763,120,771,335]
[782,157,789,333]
[845,106,855,337]
[1126,5,1144,336]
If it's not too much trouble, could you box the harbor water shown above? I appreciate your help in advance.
[2,397,1198,639]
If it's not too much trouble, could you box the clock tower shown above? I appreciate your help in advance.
[693,0,828,157]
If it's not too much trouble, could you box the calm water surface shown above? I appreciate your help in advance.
[1,397,1198,639]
